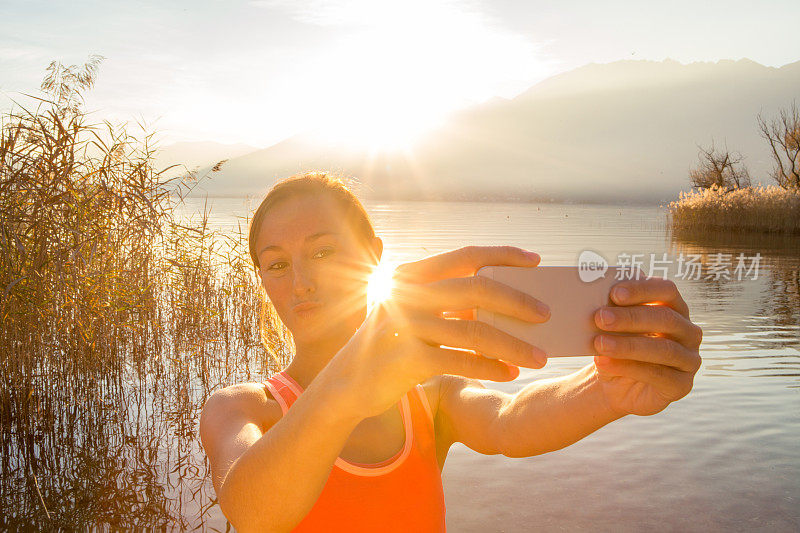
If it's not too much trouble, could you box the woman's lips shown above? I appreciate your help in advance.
[292,300,323,314]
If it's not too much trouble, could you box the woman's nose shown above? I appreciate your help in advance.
[292,261,316,296]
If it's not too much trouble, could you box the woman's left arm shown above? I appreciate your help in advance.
[437,277,703,458]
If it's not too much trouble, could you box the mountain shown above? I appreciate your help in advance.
[155,141,258,178]
[188,58,800,204]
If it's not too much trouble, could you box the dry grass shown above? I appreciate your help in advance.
[0,58,289,529]
[668,184,800,235]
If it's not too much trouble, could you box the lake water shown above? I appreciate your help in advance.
[184,197,800,531]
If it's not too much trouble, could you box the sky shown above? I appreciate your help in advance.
[2,0,799,148]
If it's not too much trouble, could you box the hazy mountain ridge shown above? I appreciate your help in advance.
[186,58,800,203]
[155,141,258,177]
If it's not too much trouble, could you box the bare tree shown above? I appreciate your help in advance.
[689,141,751,191]
[758,102,800,189]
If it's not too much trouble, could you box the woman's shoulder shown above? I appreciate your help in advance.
[201,381,283,433]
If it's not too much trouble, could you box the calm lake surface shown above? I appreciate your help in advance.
[181,197,800,532]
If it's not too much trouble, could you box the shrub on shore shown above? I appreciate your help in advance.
[668,184,800,235]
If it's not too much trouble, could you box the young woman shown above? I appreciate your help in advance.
[200,172,703,532]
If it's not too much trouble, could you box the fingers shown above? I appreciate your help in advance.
[413,316,547,368]
[594,304,703,349]
[428,344,520,382]
[395,246,540,284]
[443,309,475,320]
[593,333,701,373]
[594,356,695,400]
[393,275,550,323]
[610,277,691,319]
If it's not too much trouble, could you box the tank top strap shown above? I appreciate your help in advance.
[406,383,438,462]
[263,371,300,414]
[411,383,435,427]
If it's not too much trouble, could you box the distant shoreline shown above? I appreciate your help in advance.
[181,192,668,207]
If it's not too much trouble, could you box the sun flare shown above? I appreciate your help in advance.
[367,261,398,309]
[310,93,446,152]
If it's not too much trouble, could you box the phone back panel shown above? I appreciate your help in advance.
[476,265,644,357]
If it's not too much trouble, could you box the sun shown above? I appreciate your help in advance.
[311,97,445,153]
[367,260,398,310]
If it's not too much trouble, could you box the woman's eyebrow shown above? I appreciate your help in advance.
[259,232,338,255]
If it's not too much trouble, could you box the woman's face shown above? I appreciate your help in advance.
[254,193,381,344]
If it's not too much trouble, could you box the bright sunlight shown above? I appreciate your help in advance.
[294,1,552,152]
[367,260,398,310]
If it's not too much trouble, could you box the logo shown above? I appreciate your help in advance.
[578,250,609,282]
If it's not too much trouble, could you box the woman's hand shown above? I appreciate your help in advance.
[327,246,550,420]
[592,277,703,417]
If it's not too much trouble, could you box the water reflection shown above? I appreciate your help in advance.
[668,227,800,383]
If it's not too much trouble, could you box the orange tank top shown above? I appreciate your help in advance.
[263,370,447,532]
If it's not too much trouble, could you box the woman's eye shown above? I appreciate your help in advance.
[267,261,288,271]
[314,247,335,259]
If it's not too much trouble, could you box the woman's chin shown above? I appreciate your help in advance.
[290,308,364,346]
[290,309,332,332]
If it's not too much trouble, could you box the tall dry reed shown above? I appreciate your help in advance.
[668,185,800,236]
[0,57,289,529]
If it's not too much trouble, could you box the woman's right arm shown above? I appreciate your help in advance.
[200,369,364,532]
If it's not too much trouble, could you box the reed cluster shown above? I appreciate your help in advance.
[668,184,800,235]
[0,58,288,528]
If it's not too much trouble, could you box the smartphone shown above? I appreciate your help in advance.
[476,265,644,357]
